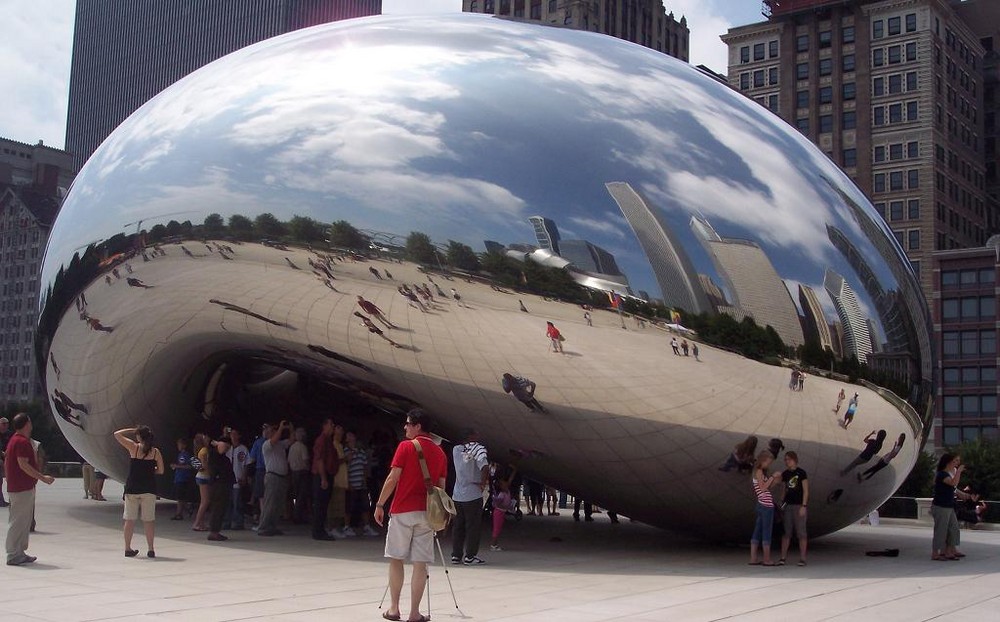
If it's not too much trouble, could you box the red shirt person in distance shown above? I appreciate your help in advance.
[373,410,447,622]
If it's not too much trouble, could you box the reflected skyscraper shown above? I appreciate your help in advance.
[798,284,834,354]
[528,216,561,255]
[824,268,872,363]
[559,239,624,278]
[606,182,711,314]
[690,215,804,347]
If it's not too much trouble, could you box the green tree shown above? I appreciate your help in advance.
[288,215,325,243]
[254,213,285,238]
[405,231,439,265]
[203,213,224,235]
[148,224,167,243]
[328,220,369,250]
[895,449,935,498]
[165,220,182,237]
[228,214,254,240]
[949,437,1000,499]
[445,240,481,271]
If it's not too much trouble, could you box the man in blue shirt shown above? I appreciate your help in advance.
[246,423,272,525]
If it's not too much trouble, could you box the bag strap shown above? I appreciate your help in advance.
[411,438,433,492]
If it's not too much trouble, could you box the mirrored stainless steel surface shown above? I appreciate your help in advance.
[38,14,933,541]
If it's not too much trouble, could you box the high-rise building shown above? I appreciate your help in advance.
[690,215,805,347]
[799,283,835,353]
[824,267,872,362]
[953,0,1000,236]
[605,181,712,314]
[527,215,561,255]
[722,0,990,298]
[66,0,381,170]
[0,138,74,405]
[463,0,689,61]
[931,242,998,446]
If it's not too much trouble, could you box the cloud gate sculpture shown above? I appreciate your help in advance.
[38,14,933,541]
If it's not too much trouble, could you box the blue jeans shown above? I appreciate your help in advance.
[222,485,243,530]
[751,503,774,545]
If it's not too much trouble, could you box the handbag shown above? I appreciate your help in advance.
[411,439,456,531]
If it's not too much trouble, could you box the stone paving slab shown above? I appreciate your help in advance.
[1,480,999,621]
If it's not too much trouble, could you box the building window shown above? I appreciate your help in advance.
[842,82,856,100]
[890,143,903,160]
[819,86,833,104]
[819,30,832,48]
[888,16,901,36]
[889,74,902,94]
[796,35,809,53]
[843,148,857,167]
[768,66,778,85]
[768,94,779,112]
[843,54,856,72]
[906,71,917,91]
[908,229,920,250]
[796,118,809,133]
[908,199,920,219]
[843,110,856,129]
[873,19,884,39]
[740,46,750,63]
[819,58,832,76]
[843,26,855,44]
[769,40,778,58]
[874,202,886,218]
[906,42,917,62]
[797,63,809,79]
[797,90,809,108]
[875,107,885,126]
[888,45,901,64]
[740,73,750,90]
[906,13,916,33]
[890,201,904,220]
[908,169,919,188]
[890,171,904,190]
[890,102,906,123]
[907,101,918,120]
[820,114,833,133]
[754,69,765,87]
[754,43,765,61]
[873,49,884,66]
[874,173,886,191]
[874,76,885,96]
[943,331,959,356]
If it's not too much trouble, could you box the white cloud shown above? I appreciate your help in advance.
[0,0,75,148]
[668,0,735,72]
[568,215,628,240]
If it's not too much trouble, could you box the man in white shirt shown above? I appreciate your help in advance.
[258,421,292,536]
[450,429,489,565]
[287,427,311,524]
[225,428,249,530]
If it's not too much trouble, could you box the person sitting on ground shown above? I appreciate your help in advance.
[719,436,758,473]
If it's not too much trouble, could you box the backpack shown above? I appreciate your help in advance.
[411,439,456,532]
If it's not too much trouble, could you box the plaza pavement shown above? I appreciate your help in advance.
[1,479,998,621]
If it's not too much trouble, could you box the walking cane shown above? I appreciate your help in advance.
[433,534,462,613]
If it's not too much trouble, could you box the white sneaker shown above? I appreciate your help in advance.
[490,544,503,551]
[341,527,358,538]
[363,525,380,536]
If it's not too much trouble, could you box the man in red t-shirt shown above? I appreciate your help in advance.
[5,413,54,566]
[374,410,447,622]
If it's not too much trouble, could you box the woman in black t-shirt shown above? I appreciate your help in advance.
[931,453,966,561]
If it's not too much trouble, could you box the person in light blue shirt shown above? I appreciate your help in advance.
[450,429,489,565]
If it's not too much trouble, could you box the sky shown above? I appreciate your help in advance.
[0,0,765,151]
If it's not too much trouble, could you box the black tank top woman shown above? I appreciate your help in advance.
[124,447,158,494]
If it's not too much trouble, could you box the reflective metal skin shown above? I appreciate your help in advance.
[38,14,933,541]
